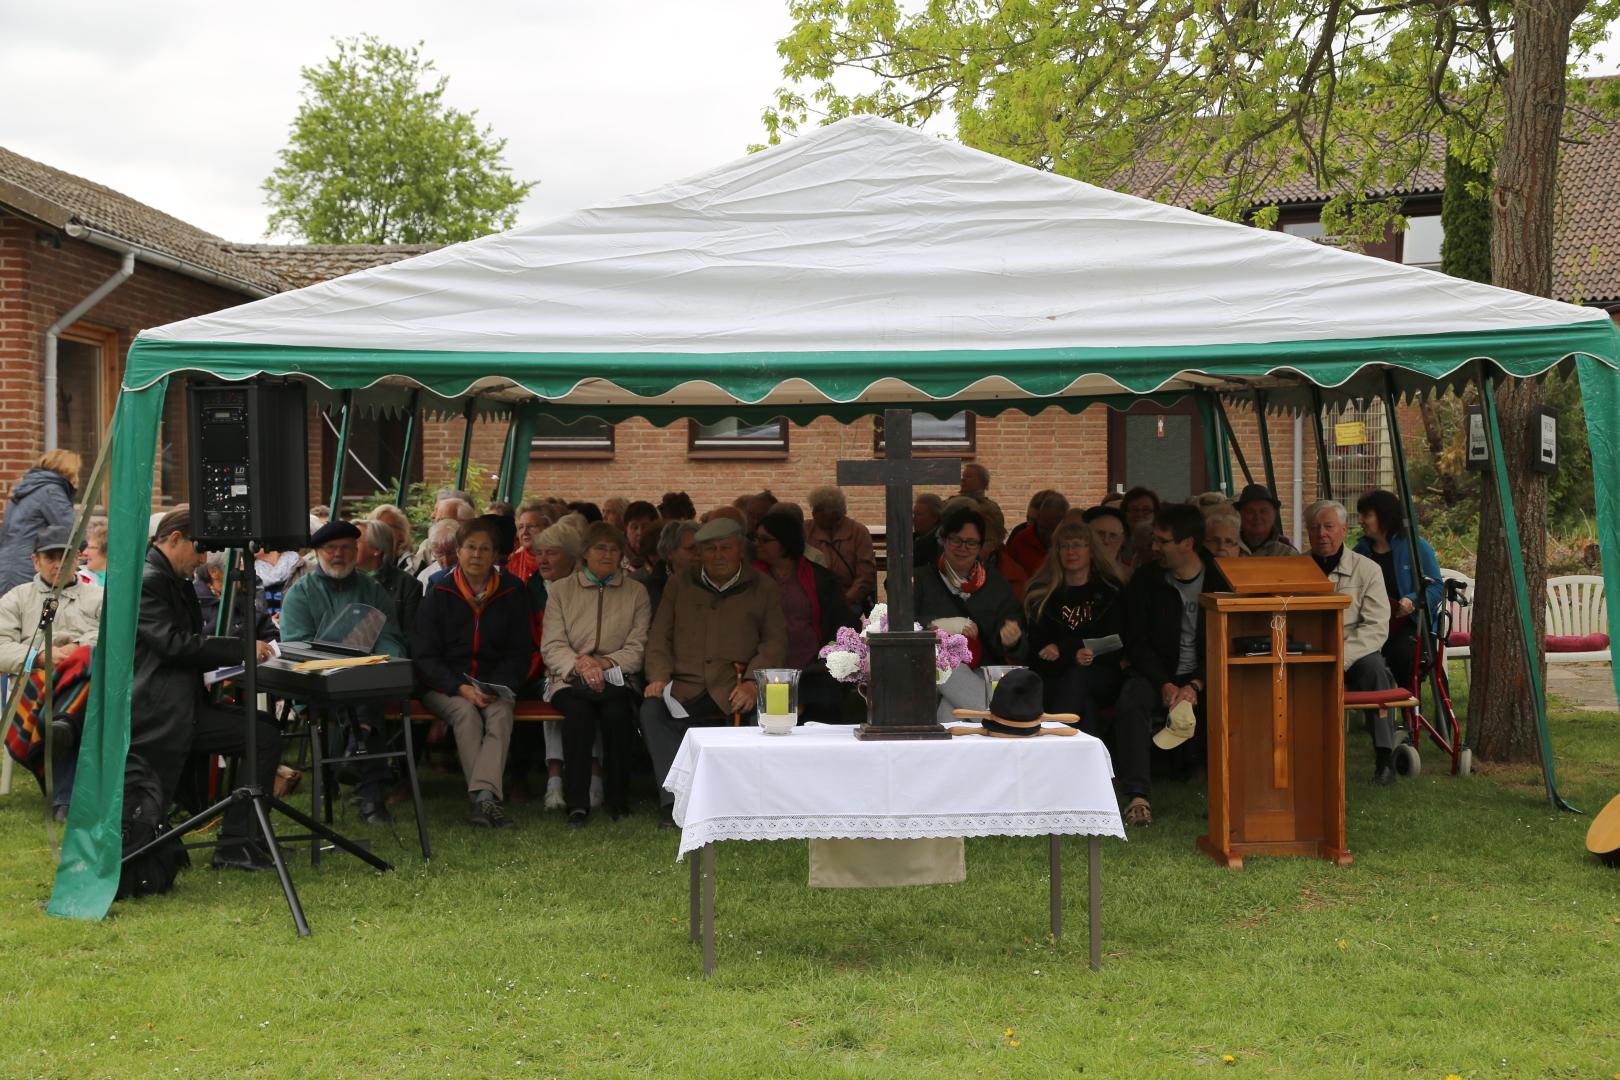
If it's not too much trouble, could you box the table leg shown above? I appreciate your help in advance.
[701,844,716,978]
[689,850,700,944]
[1088,835,1102,971]
[1048,834,1062,940]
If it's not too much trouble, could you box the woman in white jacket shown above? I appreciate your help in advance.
[540,521,651,826]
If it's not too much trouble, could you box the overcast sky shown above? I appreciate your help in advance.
[4,3,1618,245]
[2,1,794,241]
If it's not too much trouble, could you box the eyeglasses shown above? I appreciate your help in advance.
[943,535,982,550]
[753,534,778,546]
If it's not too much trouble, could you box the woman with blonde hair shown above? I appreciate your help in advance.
[0,448,81,596]
[1022,521,1126,730]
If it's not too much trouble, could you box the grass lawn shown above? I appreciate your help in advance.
[3,677,1618,1078]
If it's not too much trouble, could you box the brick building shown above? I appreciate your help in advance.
[2,132,1616,538]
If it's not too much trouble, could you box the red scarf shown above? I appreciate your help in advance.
[938,556,987,666]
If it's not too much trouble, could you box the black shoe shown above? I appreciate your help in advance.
[469,797,492,827]
[212,840,276,872]
[657,808,677,831]
[610,807,631,823]
[472,798,516,830]
[1374,763,1397,786]
[567,810,589,830]
[51,804,68,825]
[358,799,393,825]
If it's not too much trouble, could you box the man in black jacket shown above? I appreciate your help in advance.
[127,510,282,872]
[1114,504,1229,826]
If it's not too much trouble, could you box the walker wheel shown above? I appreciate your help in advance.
[1456,748,1472,778]
[1394,743,1422,778]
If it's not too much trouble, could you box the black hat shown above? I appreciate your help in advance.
[33,525,72,554]
[309,520,361,548]
[948,668,1084,737]
[1234,483,1281,510]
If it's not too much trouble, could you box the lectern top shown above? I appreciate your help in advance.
[1215,555,1333,596]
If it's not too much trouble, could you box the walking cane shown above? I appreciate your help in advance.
[731,662,746,726]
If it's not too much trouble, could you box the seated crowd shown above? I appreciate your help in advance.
[2,449,1436,871]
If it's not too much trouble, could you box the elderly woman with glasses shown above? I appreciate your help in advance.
[752,510,859,722]
[914,505,1026,723]
[540,521,651,825]
[414,518,535,829]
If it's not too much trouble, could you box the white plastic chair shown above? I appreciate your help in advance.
[1440,569,1474,662]
[1544,575,1611,663]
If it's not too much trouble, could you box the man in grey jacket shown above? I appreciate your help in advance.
[1305,499,1397,785]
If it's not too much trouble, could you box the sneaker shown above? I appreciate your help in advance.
[589,775,605,809]
[567,809,589,830]
[482,799,516,830]
[543,776,565,811]
[358,799,393,825]
[468,796,493,827]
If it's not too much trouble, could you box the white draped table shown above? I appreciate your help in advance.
[664,723,1127,975]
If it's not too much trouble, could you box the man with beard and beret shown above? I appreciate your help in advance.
[279,519,409,823]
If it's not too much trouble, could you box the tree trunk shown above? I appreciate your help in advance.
[1469,0,1581,762]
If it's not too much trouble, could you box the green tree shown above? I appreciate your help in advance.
[263,35,535,244]
[765,0,1620,763]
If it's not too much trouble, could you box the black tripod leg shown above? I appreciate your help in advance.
[252,793,310,937]
[268,795,393,872]
[121,790,244,865]
[308,713,323,868]
[399,701,431,861]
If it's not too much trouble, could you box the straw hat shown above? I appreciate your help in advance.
[1587,794,1620,867]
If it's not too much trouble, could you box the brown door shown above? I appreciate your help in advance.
[1106,399,1209,501]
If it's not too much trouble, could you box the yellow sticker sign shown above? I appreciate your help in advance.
[1334,421,1368,446]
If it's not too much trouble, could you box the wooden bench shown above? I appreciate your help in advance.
[383,699,563,723]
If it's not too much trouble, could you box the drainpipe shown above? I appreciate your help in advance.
[44,250,133,450]
[50,223,275,453]
[1291,415,1304,544]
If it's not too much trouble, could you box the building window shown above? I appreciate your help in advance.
[687,417,789,457]
[56,323,119,502]
[1401,214,1444,269]
[531,416,615,459]
[1282,219,1325,240]
[873,411,975,455]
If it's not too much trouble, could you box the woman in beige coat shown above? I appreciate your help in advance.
[541,521,651,825]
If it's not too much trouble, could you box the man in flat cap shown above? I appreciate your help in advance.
[0,525,103,819]
[279,519,409,823]
[640,515,788,826]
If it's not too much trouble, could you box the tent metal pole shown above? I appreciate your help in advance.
[496,418,515,497]
[1380,371,1438,708]
[395,391,420,506]
[1309,385,1333,500]
[327,391,352,520]
[1212,395,1254,488]
[1474,360,1573,812]
[1254,390,1278,496]
[455,401,475,492]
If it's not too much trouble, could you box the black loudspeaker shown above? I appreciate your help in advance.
[187,380,310,549]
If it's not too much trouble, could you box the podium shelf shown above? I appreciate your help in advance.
[1226,653,1339,665]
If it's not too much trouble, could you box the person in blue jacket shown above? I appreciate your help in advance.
[0,450,79,598]
[1354,489,1443,691]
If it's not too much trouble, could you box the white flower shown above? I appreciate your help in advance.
[825,650,863,683]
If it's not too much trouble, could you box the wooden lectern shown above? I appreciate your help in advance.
[1198,557,1352,869]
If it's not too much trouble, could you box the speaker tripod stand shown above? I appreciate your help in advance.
[121,548,391,936]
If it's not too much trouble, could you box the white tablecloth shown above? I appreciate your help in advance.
[664,723,1126,860]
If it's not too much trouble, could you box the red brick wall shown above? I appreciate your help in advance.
[413,403,1316,533]
[0,211,258,502]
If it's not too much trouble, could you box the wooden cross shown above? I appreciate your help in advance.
[837,409,960,631]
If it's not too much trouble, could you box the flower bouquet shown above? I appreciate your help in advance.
[818,603,973,689]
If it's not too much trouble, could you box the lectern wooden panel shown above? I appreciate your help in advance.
[1198,570,1352,869]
